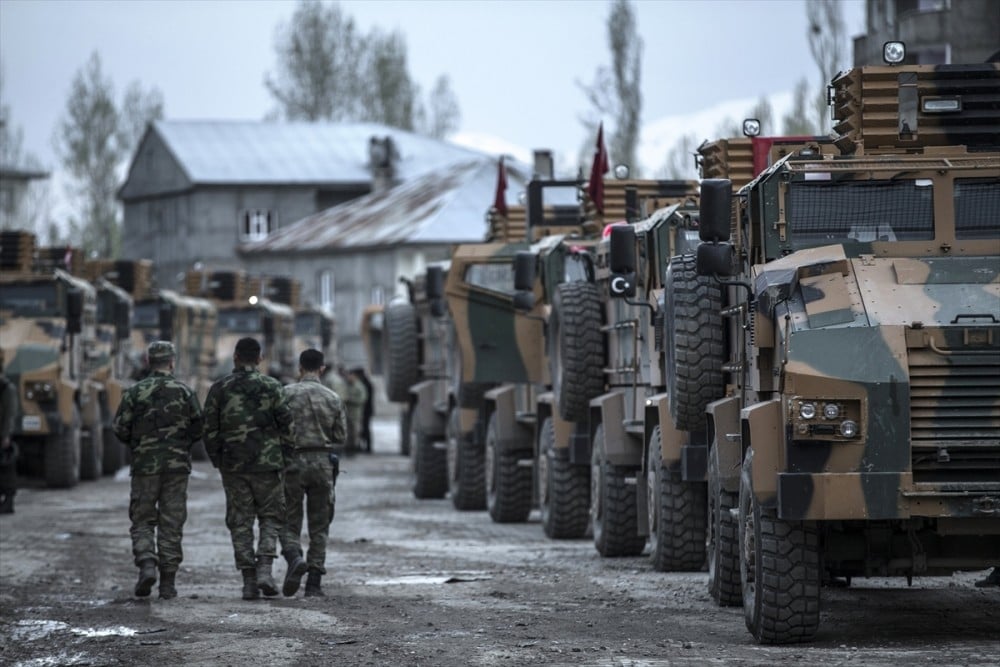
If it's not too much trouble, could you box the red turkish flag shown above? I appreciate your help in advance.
[587,123,609,214]
[493,156,508,217]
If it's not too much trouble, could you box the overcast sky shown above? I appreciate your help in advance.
[1,0,864,204]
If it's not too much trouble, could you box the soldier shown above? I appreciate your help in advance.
[112,341,204,599]
[343,367,368,456]
[0,350,19,515]
[321,366,349,454]
[352,367,374,453]
[279,349,347,597]
[204,337,294,600]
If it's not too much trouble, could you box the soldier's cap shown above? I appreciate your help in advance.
[147,340,176,362]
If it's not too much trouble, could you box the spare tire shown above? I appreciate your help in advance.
[550,281,604,422]
[383,299,419,403]
[664,254,724,432]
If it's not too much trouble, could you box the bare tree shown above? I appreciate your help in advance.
[657,133,699,179]
[54,51,163,258]
[426,75,461,139]
[265,0,363,121]
[807,0,846,133]
[0,61,49,234]
[359,29,417,130]
[747,96,774,135]
[580,0,642,174]
[782,77,816,135]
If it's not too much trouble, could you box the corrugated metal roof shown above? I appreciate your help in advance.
[152,120,490,184]
[240,158,533,252]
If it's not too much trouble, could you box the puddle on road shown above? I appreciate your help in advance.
[14,652,91,667]
[365,572,492,585]
[12,618,142,640]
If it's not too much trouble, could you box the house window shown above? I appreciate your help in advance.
[240,209,274,242]
[319,270,335,309]
[371,286,385,305]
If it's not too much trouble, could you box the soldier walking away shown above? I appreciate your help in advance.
[352,367,374,453]
[321,366,349,454]
[112,341,204,599]
[279,349,347,597]
[0,351,20,515]
[204,337,294,600]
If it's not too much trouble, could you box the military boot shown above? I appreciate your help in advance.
[282,550,308,597]
[241,568,259,600]
[256,556,278,597]
[158,570,177,600]
[304,570,324,597]
[134,559,157,597]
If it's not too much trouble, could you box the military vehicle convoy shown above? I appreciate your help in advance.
[690,51,1000,643]
[0,232,100,488]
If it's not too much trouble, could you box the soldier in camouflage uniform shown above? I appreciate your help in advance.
[279,349,346,597]
[204,337,294,600]
[112,341,204,599]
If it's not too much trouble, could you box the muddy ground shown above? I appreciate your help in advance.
[1,416,997,667]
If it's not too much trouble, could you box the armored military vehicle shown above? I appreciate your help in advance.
[692,50,1000,643]
[0,232,98,487]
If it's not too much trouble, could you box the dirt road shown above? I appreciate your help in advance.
[1,416,997,666]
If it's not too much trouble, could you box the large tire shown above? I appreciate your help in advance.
[591,423,645,557]
[664,254,724,432]
[708,445,740,606]
[539,417,589,539]
[646,426,707,571]
[550,282,604,422]
[485,413,532,523]
[384,300,419,403]
[412,428,448,499]
[448,408,485,510]
[45,406,81,489]
[79,420,104,481]
[101,424,124,476]
[739,452,821,644]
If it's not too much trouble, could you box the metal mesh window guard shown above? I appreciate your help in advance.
[955,179,1000,240]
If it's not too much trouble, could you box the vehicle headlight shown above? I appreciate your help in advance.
[840,420,858,438]
[799,402,817,420]
[823,403,840,420]
[25,381,56,403]
[883,41,906,64]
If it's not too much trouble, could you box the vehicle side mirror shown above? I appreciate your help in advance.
[263,316,275,341]
[66,288,83,334]
[699,179,732,243]
[609,225,636,274]
[430,298,447,318]
[513,252,536,292]
[426,265,444,300]
[114,298,132,339]
[513,291,535,312]
[697,242,735,277]
[158,303,173,341]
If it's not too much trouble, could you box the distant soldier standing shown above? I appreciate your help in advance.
[204,337,294,600]
[0,350,20,515]
[279,349,346,597]
[343,367,368,455]
[113,341,204,599]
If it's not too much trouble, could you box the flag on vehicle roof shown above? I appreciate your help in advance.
[493,156,508,217]
[587,123,609,215]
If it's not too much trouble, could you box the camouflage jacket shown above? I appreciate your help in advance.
[284,376,346,451]
[113,370,204,476]
[203,365,294,472]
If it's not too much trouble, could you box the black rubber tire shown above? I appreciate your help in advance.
[664,254,724,432]
[384,300,420,403]
[448,408,486,510]
[708,445,740,606]
[591,423,645,557]
[485,412,532,523]
[399,406,412,457]
[79,417,103,481]
[550,282,604,423]
[45,406,81,489]
[646,426,708,572]
[739,452,821,644]
[539,417,590,539]
[412,429,448,499]
[101,424,124,476]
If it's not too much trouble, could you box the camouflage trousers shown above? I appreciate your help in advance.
[129,472,189,571]
[280,450,336,574]
[220,470,285,571]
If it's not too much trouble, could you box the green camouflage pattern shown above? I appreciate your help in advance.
[284,377,346,449]
[113,369,204,476]
[204,366,294,472]
[280,449,336,574]
[220,469,285,570]
[129,472,189,570]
